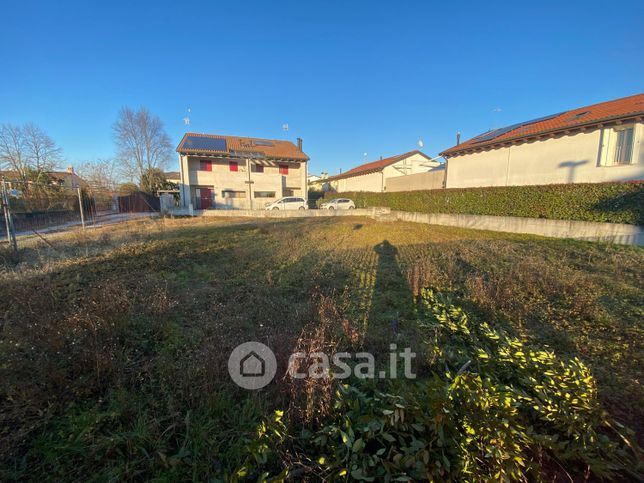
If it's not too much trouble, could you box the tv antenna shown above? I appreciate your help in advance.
[491,107,502,129]
[418,138,424,148]
[282,123,289,133]
[183,108,191,126]
[363,152,368,162]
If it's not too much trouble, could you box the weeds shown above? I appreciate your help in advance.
[0,216,642,480]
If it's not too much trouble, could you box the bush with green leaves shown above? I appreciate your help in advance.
[236,290,641,481]
[321,181,644,225]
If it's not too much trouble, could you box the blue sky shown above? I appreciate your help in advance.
[1,0,642,175]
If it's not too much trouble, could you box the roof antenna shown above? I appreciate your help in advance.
[282,123,289,138]
[491,107,502,129]
[418,138,424,148]
[183,108,191,126]
[363,152,368,162]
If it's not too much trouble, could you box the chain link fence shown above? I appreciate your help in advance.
[0,179,161,251]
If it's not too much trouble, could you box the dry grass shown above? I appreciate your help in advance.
[0,216,642,479]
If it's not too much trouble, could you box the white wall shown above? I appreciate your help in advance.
[446,123,644,188]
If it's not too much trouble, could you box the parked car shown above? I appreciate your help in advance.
[319,198,356,210]
[265,196,308,210]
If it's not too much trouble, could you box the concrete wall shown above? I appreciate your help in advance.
[393,211,643,246]
[334,152,441,192]
[446,122,644,188]
[386,168,445,192]
[179,155,307,209]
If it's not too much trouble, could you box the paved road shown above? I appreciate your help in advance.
[10,211,156,238]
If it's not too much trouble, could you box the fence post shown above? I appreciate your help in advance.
[1,181,18,252]
[77,187,86,230]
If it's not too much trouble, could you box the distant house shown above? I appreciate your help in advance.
[0,166,86,190]
[327,150,440,192]
[308,172,331,192]
[164,171,181,185]
[440,93,644,188]
[176,133,309,209]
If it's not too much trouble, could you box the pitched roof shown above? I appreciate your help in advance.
[440,93,644,157]
[176,133,309,161]
[328,150,432,181]
[0,170,86,186]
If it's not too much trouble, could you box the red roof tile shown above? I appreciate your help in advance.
[176,133,308,161]
[328,150,432,181]
[440,93,644,157]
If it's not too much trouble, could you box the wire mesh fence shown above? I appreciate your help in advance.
[0,179,164,251]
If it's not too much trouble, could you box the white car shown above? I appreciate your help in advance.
[320,198,356,210]
[265,196,308,210]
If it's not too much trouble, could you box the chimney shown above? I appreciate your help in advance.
[67,165,74,174]
[297,137,302,151]
[380,156,383,160]
[456,132,461,145]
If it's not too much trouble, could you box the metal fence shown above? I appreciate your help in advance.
[1,180,121,250]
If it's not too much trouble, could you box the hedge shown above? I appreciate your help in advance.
[321,181,644,225]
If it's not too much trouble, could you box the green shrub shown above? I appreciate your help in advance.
[236,290,641,481]
[322,181,644,225]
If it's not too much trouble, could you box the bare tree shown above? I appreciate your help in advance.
[23,123,62,172]
[0,124,28,182]
[0,123,62,183]
[76,158,121,192]
[112,107,173,184]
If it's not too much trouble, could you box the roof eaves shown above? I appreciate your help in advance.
[440,110,644,157]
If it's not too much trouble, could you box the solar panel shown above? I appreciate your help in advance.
[472,112,563,144]
[254,140,274,146]
[182,136,227,151]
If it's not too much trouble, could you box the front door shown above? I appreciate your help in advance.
[199,188,212,209]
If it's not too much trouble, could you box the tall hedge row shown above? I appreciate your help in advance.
[323,181,644,225]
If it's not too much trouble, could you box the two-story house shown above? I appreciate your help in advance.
[176,133,309,209]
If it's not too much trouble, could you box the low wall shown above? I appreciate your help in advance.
[393,211,643,246]
[169,207,643,246]
[185,208,383,218]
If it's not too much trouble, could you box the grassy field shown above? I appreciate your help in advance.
[0,217,642,480]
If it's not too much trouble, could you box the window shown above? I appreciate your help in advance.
[253,164,264,173]
[279,164,289,175]
[601,126,635,166]
[200,160,212,171]
[229,161,239,172]
[254,191,275,198]
[283,189,294,197]
[222,190,246,198]
[614,127,634,165]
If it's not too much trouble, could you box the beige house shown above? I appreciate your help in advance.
[0,166,85,189]
[164,171,181,185]
[440,93,644,188]
[328,150,440,192]
[176,133,309,209]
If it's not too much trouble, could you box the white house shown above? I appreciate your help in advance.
[440,93,644,188]
[327,150,440,192]
[176,133,309,209]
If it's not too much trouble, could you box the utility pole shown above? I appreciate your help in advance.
[77,187,86,229]
[1,180,17,252]
[245,158,254,210]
